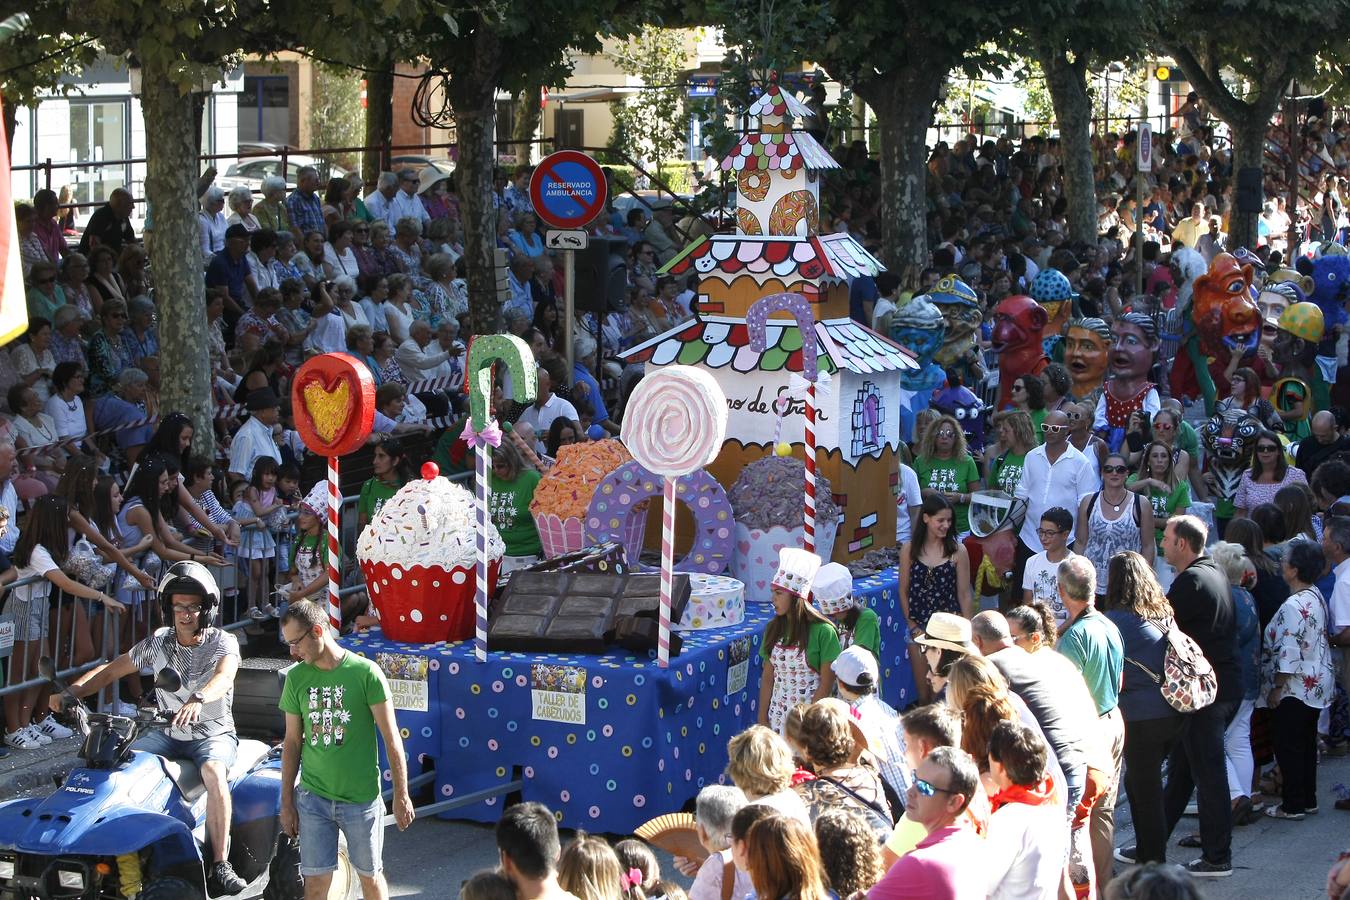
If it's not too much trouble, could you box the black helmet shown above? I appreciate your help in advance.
[157,561,221,633]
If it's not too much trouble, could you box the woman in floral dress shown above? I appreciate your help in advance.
[1261,540,1336,819]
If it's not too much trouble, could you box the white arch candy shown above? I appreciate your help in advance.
[621,365,728,477]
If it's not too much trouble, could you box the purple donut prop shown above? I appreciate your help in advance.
[584,461,734,575]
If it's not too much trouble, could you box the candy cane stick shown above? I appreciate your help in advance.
[465,335,538,662]
[327,456,341,634]
[658,476,676,666]
[804,381,816,554]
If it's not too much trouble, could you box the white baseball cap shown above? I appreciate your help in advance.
[830,645,879,690]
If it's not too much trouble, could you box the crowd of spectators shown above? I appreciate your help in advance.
[5,91,1350,895]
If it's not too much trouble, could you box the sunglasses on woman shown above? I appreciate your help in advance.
[1102,464,1129,474]
[1257,444,1280,453]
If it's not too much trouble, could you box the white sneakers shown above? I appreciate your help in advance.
[6,718,78,750]
[4,726,46,750]
[37,717,74,740]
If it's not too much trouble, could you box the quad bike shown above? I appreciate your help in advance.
[0,658,357,899]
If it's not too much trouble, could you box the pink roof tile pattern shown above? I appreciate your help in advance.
[660,234,883,284]
[618,316,918,375]
[747,83,815,120]
[720,130,839,173]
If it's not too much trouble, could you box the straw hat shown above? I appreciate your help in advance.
[913,612,974,654]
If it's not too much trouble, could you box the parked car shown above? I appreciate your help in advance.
[216,154,354,195]
[390,155,456,177]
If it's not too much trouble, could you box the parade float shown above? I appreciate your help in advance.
[315,83,923,834]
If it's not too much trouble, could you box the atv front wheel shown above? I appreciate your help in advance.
[139,875,205,899]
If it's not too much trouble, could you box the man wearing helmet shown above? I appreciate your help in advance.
[57,561,246,895]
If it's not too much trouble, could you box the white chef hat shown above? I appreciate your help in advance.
[772,547,821,599]
[811,562,854,615]
[300,482,329,517]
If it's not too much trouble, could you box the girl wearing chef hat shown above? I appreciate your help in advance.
[758,548,842,735]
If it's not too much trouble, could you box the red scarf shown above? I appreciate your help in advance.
[989,775,1056,814]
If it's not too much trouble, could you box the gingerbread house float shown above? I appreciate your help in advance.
[620,84,917,562]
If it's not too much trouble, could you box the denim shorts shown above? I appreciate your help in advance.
[132,730,238,771]
[294,787,384,877]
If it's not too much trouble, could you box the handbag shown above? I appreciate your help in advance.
[1125,617,1217,713]
[62,537,116,592]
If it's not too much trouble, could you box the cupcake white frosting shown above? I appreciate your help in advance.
[357,475,503,571]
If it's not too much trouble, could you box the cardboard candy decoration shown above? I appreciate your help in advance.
[464,333,536,661]
[746,292,818,382]
[620,365,728,667]
[290,352,376,456]
[468,334,537,429]
[746,292,821,552]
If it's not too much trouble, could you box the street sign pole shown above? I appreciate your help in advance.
[531,151,607,378]
[564,249,575,374]
[1136,107,1151,302]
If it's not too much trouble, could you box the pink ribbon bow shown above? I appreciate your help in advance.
[461,418,503,449]
[622,868,643,890]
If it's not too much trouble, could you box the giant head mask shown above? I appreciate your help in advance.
[1110,312,1159,383]
[1029,268,1074,334]
[926,275,983,373]
[890,296,947,371]
[1190,252,1261,361]
[1063,317,1112,400]
[1257,274,1309,354]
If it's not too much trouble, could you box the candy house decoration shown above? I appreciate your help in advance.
[529,440,635,558]
[357,473,503,643]
[620,83,918,562]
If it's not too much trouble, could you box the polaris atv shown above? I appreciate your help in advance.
[0,659,355,899]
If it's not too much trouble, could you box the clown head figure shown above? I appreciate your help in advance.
[930,380,987,453]
[1063,316,1112,401]
[1190,252,1261,362]
[1273,301,1325,371]
[1029,268,1074,335]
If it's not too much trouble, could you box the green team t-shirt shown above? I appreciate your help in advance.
[1127,474,1191,549]
[990,451,1026,496]
[1029,408,1047,444]
[358,477,402,524]
[279,652,390,804]
[759,620,842,673]
[914,454,981,533]
[848,607,882,659]
[489,469,543,557]
[1176,421,1199,459]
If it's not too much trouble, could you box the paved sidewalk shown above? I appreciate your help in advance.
[1110,751,1350,898]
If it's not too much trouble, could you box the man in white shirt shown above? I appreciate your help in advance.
[1013,409,1099,597]
[1324,517,1350,770]
[362,172,400,226]
[396,321,456,383]
[517,367,578,457]
[386,169,430,231]
[0,443,19,556]
[228,389,283,482]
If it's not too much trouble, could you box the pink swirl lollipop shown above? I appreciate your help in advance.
[620,365,728,667]
[620,365,728,477]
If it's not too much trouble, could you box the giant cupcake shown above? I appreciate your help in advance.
[358,473,504,643]
[529,440,637,558]
[728,456,838,598]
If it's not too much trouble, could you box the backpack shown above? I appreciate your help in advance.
[1089,490,1143,526]
[1125,617,1217,713]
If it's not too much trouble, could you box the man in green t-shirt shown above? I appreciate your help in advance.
[279,601,414,896]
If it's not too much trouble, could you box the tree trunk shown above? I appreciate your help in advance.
[855,64,946,273]
[512,84,543,164]
[444,30,505,337]
[1229,116,1266,251]
[2,100,16,157]
[1038,48,1097,244]
[363,61,394,187]
[141,66,213,457]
